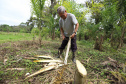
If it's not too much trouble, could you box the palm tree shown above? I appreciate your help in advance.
[31,0,46,46]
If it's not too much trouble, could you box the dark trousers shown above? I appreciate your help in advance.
[59,35,77,52]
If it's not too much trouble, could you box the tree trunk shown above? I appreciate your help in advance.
[39,32,42,47]
[52,27,55,40]
[99,35,103,50]
[79,34,81,41]
[74,60,87,84]
[50,0,57,40]
[84,35,89,40]
[117,26,125,49]
[38,19,42,47]
[94,35,103,51]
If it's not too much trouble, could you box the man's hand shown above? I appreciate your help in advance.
[60,27,65,40]
[70,33,75,39]
[62,35,65,40]
[70,23,79,39]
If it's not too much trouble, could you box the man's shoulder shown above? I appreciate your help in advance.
[59,18,62,22]
[67,13,75,17]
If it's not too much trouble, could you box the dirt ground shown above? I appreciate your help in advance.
[0,40,126,84]
[0,40,76,84]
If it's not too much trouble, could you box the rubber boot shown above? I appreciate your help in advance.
[72,52,76,63]
[56,49,63,58]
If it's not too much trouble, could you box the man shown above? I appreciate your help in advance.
[57,6,79,63]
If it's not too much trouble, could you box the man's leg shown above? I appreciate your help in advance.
[71,35,77,63]
[72,52,76,63]
[57,37,69,58]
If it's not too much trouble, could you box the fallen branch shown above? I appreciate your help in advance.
[6,68,26,71]
[87,79,114,81]
[24,66,55,80]
[34,55,54,59]
[33,60,63,63]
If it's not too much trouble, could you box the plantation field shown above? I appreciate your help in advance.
[0,32,126,84]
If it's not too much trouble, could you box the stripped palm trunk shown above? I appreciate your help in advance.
[64,37,71,65]
[25,66,55,80]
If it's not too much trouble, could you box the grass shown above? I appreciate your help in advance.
[0,32,126,84]
[0,32,33,44]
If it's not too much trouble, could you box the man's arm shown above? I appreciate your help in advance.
[60,27,65,40]
[70,23,79,38]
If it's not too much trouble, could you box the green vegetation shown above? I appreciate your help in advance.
[0,0,125,50]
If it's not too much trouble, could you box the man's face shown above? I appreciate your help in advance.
[59,11,67,19]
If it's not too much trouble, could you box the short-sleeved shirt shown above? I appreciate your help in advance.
[59,13,78,37]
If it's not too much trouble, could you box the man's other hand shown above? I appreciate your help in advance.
[62,35,65,40]
[70,33,75,39]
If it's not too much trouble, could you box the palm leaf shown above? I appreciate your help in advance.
[25,66,55,80]
[33,60,63,63]
[34,55,54,59]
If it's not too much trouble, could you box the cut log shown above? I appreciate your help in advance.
[74,60,87,84]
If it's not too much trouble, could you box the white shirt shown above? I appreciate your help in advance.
[59,13,78,37]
